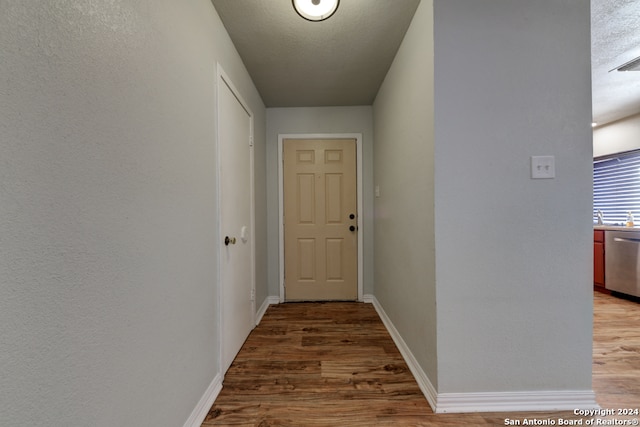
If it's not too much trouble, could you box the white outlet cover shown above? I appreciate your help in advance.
[531,156,555,179]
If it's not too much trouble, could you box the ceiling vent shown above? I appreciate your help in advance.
[611,55,640,72]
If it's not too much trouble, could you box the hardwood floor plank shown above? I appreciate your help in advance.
[203,294,640,426]
[592,291,640,409]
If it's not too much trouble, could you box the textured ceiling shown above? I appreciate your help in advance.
[592,0,640,125]
[211,0,421,107]
[213,0,640,124]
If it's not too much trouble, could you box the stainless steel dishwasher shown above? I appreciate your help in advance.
[605,230,640,297]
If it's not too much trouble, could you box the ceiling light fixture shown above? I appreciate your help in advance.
[293,0,339,22]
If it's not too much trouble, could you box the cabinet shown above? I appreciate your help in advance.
[594,230,605,290]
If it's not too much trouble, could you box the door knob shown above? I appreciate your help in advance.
[349,213,355,219]
[349,225,356,232]
[224,236,237,246]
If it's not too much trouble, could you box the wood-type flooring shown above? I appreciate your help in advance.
[203,292,640,426]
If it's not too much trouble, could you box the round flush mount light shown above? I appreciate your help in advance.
[293,0,339,22]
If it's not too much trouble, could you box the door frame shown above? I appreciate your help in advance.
[278,133,363,302]
[216,63,256,376]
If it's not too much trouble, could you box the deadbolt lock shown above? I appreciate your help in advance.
[224,236,237,246]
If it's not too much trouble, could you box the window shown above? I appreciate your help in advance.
[594,149,640,224]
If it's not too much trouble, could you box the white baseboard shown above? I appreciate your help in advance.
[183,296,279,427]
[365,294,438,411]
[436,390,599,413]
[256,296,279,325]
[364,294,599,414]
[183,373,222,427]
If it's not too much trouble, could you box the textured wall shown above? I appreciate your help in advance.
[0,1,266,425]
[372,0,438,389]
[265,106,374,297]
[434,0,593,393]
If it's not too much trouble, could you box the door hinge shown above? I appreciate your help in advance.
[250,288,255,301]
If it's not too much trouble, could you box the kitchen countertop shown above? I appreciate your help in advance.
[594,225,640,231]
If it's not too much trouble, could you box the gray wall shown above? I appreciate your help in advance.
[0,1,266,426]
[372,0,438,388]
[266,107,374,297]
[373,0,592,395]
[433,0,593,392]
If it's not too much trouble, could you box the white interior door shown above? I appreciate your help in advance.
[218,72,254,374]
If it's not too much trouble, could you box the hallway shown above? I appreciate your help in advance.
[204,302,432,425]
[203,292,640,426]
[0,2,597,425]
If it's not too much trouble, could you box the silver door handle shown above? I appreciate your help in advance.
[613,237,640,244]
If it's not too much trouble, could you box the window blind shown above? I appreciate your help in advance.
[594,149,640,224]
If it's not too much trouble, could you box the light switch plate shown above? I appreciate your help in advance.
[531,156,555,179]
